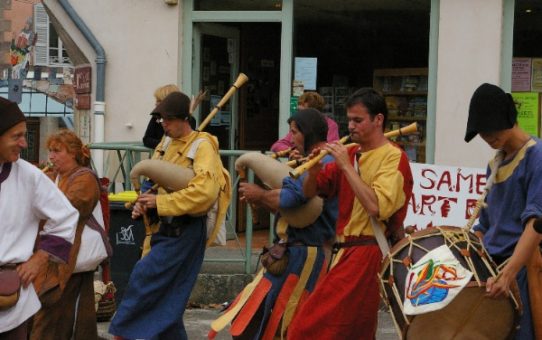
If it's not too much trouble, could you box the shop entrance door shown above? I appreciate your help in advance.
[192,23,240,151]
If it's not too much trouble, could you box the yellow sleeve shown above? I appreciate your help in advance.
[372,150,406,220]
[156,140,221,216]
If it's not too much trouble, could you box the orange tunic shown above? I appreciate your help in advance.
[31,166,100,340]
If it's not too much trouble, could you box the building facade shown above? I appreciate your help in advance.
[1,0,540,172]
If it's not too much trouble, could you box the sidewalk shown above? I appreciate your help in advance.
[97,308,399,339]
[99,229,399,339]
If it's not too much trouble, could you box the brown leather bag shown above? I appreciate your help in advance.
[0,268,21,310]
[261,243,288,276]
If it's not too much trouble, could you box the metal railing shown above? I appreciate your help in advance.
[88,142,271,274]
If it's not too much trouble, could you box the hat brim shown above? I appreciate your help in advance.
[464,130,477,143]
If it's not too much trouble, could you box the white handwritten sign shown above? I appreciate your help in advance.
[404,163,486,231]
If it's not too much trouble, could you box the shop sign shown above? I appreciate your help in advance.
[74,65,92,94]
[76,94,91,110]
[512,92,540,137]
[532,59,542,92]
[404,163,486,232]
[512,58,531,92]
[294,57,317,90]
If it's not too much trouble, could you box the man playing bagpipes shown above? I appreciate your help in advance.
[109,91,230,340]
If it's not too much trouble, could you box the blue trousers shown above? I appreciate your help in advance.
[109,216,206,339]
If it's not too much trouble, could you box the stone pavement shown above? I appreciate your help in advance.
[99,230,399,339]
[97,308,399,339]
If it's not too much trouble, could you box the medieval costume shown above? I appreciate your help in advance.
[31,166,101,340]
[473,140,542,339]
[0,159,77,333]
[110,92,229,340]
[288,142,412,339]
[465,83,542,340]
[210,155,337,340]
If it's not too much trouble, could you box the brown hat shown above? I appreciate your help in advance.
[464,83,517,142]
[150,91,190,120]
[0,97,26,136]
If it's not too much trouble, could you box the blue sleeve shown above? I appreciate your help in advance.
[279,175,307,209]
[521,143,542,225]
[473,207,489,234]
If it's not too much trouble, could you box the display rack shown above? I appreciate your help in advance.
[373,68,428,163]
[318,86,356,135]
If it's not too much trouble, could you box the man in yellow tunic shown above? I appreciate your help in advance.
[109,92,229,340]
[288,88,413,339]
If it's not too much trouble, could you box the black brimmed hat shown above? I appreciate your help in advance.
[0,97,26,136]
[150,91,190,120]
[465,83,517,142]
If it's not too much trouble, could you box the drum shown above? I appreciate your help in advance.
[379,226,521,340]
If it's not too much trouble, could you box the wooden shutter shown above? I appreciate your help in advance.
[33,3,49,66]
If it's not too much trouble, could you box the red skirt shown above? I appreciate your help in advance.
[287,244,381,340]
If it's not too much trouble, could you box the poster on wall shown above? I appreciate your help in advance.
[403,163,486,232]
[512,92,540,136]
[512,58,531,92]
[531,58,542,92]
[294,57,317,90]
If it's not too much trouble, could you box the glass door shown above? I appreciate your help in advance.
[192,23,240,150]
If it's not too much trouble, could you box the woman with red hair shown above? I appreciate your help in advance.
[31,129,106,340]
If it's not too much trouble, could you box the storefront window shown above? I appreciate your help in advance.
[293,0,431,162]
[511,0,542,137]
[195,0,282,11]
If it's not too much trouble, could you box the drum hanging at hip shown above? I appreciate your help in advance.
[379,226,521,340]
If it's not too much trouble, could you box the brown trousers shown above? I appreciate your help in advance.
[528,248,542,339]
[0,320,28,340]
[30,271,97,340]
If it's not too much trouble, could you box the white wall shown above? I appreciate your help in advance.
[48,0,513,170]
[53,0,181,143]
[435,0,504,168]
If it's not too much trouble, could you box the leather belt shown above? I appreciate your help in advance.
[159,225,185,237]
[286,241,320,247]
[159,215,193,237]
[328,236,378,272]
[332,236,378,253]
[0,263,19,270]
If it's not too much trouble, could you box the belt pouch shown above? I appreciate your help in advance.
[0,268,21,310]
[261,243,289,276]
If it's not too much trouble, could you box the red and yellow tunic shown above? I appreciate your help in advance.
[288,142,413,340]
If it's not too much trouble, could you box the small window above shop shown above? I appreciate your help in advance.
[0,86,73,117]
[194,0,282,11]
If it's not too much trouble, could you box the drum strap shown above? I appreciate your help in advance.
[354,153,390,258]
[370,216,390,258]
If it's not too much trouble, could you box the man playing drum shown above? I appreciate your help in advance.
[288,88,413,339]
[465,83,542,340]
[109,92,230,340]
